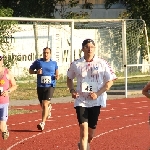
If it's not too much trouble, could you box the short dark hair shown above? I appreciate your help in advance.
[82,39,95,47]
[43,47,51,53]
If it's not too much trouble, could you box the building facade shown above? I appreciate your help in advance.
[55,0,126,19]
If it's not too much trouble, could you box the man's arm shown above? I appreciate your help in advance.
[29,68,37,74]
[142,90,149,98]
[55,69,59,80]
[7,70,18,93]
[67,77,75,93]
[96,80,113,96]
[142,83,150,98]
[29,60,39,74]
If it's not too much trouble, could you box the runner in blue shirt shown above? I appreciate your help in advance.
[29,47,59,131]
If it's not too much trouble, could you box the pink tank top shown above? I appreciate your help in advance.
[0,68,9,104]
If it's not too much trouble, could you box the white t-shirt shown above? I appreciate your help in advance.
[67,56,117,108]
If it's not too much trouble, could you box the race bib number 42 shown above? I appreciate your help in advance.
[82,82,98,92]
[41,76,51,84]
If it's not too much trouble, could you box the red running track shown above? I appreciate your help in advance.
[0,97,150,150]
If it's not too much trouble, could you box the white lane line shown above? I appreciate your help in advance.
[136,106,148,108]
[8,112,144,127]
[116,116,120,118]
[101,110,110,112]
[105,117,113,120]
[120,103,126,104]
[7,111,147,149]
[7,124,77,150]
[133,102,140,103]
[138,113,143,115]
[46,120,55,122]
[94,121,148,139]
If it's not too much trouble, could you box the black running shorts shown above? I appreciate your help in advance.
[37,87,55,104]
[75,106,101,129]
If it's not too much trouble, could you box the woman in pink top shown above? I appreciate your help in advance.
[0,52,17,140]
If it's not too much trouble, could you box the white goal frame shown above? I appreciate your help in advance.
[0,17,149,98]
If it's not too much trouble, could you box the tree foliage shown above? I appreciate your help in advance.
[58,0,93,19]
[0,7,19,68]
[104,0,150,27]
[0,0,58,18]
[0,0,93,69]
[105,0,150,60]
[0,0,93,19]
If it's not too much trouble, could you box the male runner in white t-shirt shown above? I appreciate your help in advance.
[67,39,117,150]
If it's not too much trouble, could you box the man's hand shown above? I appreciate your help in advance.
[55,75,59,80]
[89,92,98,100]
[37,68,42,74]
[71,90,79,99]
[1,90,10,97]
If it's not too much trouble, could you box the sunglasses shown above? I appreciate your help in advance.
[0,56,3,61]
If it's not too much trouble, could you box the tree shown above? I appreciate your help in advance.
[0,0,58,18]
[104,0,150,33]
[104,0,150,61]
[57,0,93,19]
[0,0,94,61]
[0,0,93,19]
[0,7,19,68]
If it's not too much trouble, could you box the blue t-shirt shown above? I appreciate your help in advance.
[29,58,58,87]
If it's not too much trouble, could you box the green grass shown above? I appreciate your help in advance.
[113,76,149,87]
[9,109,38,115]
[10,78,77,100]
[9,76,150,100]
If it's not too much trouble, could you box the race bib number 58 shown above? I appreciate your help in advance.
[82,82,98,92]
[41,76,51,84]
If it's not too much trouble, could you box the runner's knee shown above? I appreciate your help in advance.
[42,101,49,109]
[80,123,88,138]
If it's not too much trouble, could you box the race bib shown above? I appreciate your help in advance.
[0,87,3,92]
[82,81,98,92]
[41,76,51,84]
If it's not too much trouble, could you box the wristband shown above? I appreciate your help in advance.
[70,89,75,93]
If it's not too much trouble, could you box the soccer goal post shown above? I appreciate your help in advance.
[72,19,149,97]
[0,17,149,98]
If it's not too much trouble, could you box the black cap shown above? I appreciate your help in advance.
[82,39,95,47]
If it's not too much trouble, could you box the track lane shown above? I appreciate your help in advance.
[0,97,150,150]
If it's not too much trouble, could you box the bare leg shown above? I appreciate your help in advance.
[0,121,7,132]
[42,100,50,124]
[79,122,88,150]
[87,127,95,150]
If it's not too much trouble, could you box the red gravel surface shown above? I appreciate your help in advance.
[0,97,150,150]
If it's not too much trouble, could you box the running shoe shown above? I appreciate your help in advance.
[37,122,45,131]
[2,130,9,140]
